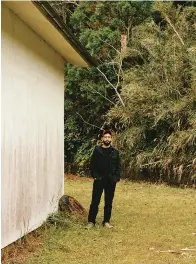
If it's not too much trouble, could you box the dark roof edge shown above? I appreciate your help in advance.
[32,1,98,67]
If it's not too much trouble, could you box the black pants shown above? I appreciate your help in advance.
[88,179,116,224]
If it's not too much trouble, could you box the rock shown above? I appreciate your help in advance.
[59,195,87,216]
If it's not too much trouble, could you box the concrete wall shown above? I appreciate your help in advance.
[1,4,64,248]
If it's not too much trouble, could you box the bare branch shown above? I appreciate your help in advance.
[97,68,116,90]
[164,15,185,46]
[97,68,125,107]
[97,37,121,54]
[97,67,125,106]
[76,112,102,129]
[112,62,119,77]
[116,55,123,90]
[90,87,116,105]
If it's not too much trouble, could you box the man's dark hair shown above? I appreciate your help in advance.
[102,130,112,137]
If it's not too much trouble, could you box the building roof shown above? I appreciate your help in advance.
[3,1,97,67]
[33,1,98,67]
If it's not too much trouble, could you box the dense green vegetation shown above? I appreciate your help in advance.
[53,1,196,185]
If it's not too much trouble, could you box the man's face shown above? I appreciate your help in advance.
[102,133,112,146]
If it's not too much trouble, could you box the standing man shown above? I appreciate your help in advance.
[86,130,121,229]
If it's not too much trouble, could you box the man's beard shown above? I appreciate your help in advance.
[103,141,111,146]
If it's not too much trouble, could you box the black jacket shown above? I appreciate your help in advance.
[90,145,121,182]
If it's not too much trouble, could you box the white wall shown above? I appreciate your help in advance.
[1,4,64,248]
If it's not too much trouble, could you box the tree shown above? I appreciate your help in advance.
[108,2,196,184]
[63,1,152,175]
[55,1,195,185]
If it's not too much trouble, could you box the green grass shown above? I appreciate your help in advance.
[12,179,196,263]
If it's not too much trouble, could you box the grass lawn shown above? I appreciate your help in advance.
[3,178,196,264]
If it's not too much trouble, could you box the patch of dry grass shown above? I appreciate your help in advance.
[3,178,196,264]
[1,229,44,264]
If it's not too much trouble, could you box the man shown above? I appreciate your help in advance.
[86,130,121,229]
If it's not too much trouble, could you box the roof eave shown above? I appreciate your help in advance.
[33,1,98,68]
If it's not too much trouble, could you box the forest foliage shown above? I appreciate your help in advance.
[52,1,196,185]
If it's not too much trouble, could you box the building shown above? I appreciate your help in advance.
[1,1,96,248]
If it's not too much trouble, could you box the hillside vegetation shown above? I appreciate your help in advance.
[53,1,196,185]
